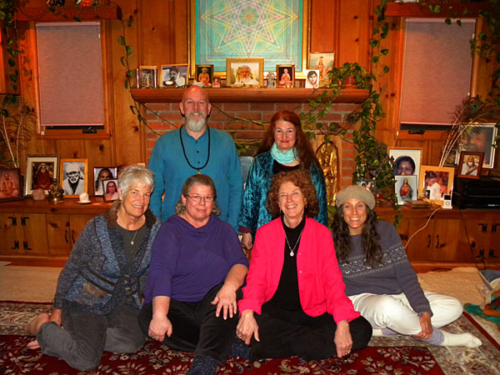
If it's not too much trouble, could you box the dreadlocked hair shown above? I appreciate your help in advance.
[332,204,383,267]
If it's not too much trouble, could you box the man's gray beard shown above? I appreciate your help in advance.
[185,114,206,133]
[467,162,475,167]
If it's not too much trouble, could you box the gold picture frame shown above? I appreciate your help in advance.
[195,64,214,86]
[226,58,264,87]
[419,165,455,204]
[277,64,295,88]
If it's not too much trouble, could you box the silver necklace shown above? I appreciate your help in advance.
[130,230,139,245]
[285,230,303,257]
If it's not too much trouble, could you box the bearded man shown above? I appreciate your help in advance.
[148,86,243,231]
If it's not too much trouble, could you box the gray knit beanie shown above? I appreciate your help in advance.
[335,185,376,209]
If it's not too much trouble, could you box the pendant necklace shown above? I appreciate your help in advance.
[179,126,211,174]
[130,230,139,245]
[285,230,303,257]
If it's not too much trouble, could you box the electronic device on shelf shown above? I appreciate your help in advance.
[453,177,500,209]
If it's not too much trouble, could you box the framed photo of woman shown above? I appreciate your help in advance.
[102,179,119,202]
[277,64,295,88]
[93,167,117,196]
[457,151,483,179]
[25,155,59,196]
[389,147,422,189]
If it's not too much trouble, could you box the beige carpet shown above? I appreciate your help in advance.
[0,266,61,302]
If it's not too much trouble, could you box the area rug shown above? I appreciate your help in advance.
[1,302,500,375]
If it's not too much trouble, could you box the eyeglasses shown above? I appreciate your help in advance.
[274,129,296,137]
[186,195,214,203]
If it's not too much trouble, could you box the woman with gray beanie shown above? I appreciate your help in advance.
[331,185,481,348]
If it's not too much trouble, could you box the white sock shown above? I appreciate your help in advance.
[441,330,482,348]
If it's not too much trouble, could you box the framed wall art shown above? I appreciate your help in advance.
[60,159,88,198]
[160,64,188,88]
[102,179,119,202]
[308,52,334,87]
[93,167,117,196]
[454,124,498,169]
[305,69,319,89]
[0,168,23,202]
[191,0,309,75]
[419,165,455,203]
[395,175,417,205]
[277,64,294,88]
[226,58,264,87]
[195,64,214,86]
[138,66,157,88]
[457,151,483,179]
[25,155,59,196]
[389,147,422,189]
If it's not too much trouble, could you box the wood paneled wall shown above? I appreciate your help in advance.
[9,0,499,178]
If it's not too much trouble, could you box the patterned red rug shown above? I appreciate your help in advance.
[1,301,499,374]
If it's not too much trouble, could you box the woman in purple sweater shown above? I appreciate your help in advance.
[138,174,249,375]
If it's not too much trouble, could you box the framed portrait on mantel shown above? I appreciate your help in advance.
[25,155,59,196]
[389,147,422,190]
[226,58,264,87]
[195,64,214,86]
[308,52,334,87]
[277,64,295,88]
[419,165,455,204]
[60,159,88,198]
[138,66,157,89]
[191,1,308,75]
[454,124,498,169]
[0,168,23,202]
[160,64,188,88]
[457,151,483,179]
[395,175,417,205]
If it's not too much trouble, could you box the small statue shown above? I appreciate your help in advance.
[267,72,276,88]
[48,178,64,203]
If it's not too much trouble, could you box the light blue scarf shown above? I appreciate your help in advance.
[270,143,297,165]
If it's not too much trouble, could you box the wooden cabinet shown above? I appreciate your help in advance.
[460,211,500,265]
[0,213,48,255]
[0,198,109,265]
[46,214,94,256]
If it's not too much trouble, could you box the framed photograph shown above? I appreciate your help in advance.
[454,124,498,169]
[160,64,188,88]
[457,151,483,179]
[0,168,23,202]
[308,52,334,87]
[102,179,119,202]
[226,58,264,87]
[305,69,320,89]
[389,147,423,189]
[277,64,295,88]
[195,64,214,86]
[419,165,455,204]
[138,66,157,89]
[93,167,118,196]
[395,175,417,205]
[60,159,88,198]
[25,155,59,196]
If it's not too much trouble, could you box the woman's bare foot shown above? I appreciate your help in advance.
[24,313,50,336]
[27,339,41,350]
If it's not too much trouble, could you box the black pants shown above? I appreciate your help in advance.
[138,284,241,364]
[251,303,372,361]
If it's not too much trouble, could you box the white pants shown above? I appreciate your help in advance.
[349,292,463,336]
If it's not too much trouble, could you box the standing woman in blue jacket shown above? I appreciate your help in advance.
[238,110,328,250]
[24,165,162,371]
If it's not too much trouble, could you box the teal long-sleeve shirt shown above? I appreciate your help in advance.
[148,126,243,232]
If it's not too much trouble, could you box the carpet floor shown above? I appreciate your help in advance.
[1,301,499,375]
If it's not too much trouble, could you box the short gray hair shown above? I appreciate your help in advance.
[118,165,154,196]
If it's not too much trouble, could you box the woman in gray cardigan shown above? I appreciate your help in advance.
[24,165,161,371]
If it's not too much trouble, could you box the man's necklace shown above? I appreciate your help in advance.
[285,230,303,257]
[179,126,210,174]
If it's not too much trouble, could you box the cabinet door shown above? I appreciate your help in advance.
[486,220,500,263]
[69,215,93,247]
[462,219,490,263]
[46,214,71,256]
[406,219,435,261]
[21,214,49,255]
[0,213,24,254]
[430,219,460,262]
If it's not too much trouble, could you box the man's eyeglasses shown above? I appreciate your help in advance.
[186,195,214,203]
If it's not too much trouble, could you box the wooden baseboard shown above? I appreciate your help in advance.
[411,262,500,273]
[0,256,68,268]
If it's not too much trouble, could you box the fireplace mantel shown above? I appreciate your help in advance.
[131,88,369,104]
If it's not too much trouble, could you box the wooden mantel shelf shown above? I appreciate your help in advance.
[14,5,121,22]
[131,88,369,104]
[385,2,491,18]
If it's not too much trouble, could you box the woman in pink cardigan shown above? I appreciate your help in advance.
[237,170,372,361]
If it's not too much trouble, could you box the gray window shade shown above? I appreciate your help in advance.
[400,18,475,126]
[36,22,104,127]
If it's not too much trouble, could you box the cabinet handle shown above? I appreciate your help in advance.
[476,249,485,261]
[471,241,476,249]
[23,241,32,250]
[492,224,499,233]
[11,241,19,250]
[489,249,497,258]
[478,223,488,233]
[71,230,76,244]
[21,216,29,226]
[435,235,440,248]
[64,229,69,244]
[8,216,17,226]
[427,235,431,248]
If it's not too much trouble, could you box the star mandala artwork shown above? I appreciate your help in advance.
[197,0,303,71]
